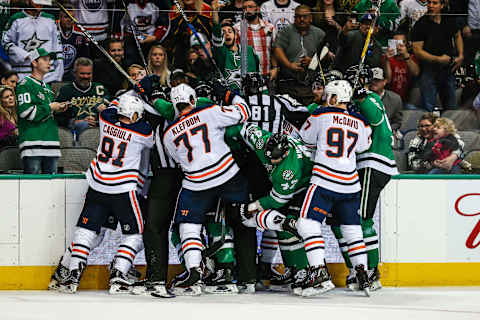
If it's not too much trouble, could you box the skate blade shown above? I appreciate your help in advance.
[130,286,148,296]
[292,287,302,296]
[58,284,78,294]
[301,282,335,297]
[363,287,370,297]
[268,284,291,292]
[369,280,382,291]
[204,284,238,294]
[47,279,61,291]
[171,285,202,296]
[346,283,359,291]
[109,284,132,295]
[151,290,176,298]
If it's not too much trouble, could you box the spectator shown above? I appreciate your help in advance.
[93,39,130,95]
[71,0,109,46]
[261,0,300,32]
[461,0,480,65]
[0,86,18,148]
[219,0,244,26]
[384,30,420,103]
[336,0,362,14]
[0,70,19,90]
[353,0,400,46]
[336,13,383,72]
[2,0,64,83]
[412,0,464,111]
[212,0,259,92]
[163,0,212,70]
[273,5,326,105]
[16,48,68,174]
[147,44,171,87]
[57,4,91,82]
[398,0,428,29]
[234,0,277,79]
[186,33,216,85]
[127,63,147,84]
[56,57,111,136]
[312,0,344,55]
[407,113,464,173]
[422,118,463,174]
[120,0,162,64]
[369,67,403,135]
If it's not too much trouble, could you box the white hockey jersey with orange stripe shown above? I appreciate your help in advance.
[299,107,372,194]
[86,108,154,194]
[163,96,250,191]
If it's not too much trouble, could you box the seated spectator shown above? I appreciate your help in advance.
[407,113,464,173]
[16,48,68,174]
[57,4,90,82]
[412,0,463,112]
[336,14,383,72]
[2,0,64,83]
[0,86,18,148]
[212,0,259,92]
[93,39,130,95]
[369,67,403,136]
[0,70,19,90]
[352,0,400,46]
[384,30,420,103]
[163,0,212,70]
[56,58,110,136]
[422,118,462,174]
[273,4,325,104]
[147,44,171,87]
[261,0,300,32]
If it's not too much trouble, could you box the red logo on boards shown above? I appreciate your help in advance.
[454,193,480,249]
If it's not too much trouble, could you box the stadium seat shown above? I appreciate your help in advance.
[400,110,424,133]
[464,150,480,173]
[402,129,418,152]
[0,147,23,172]
[58,127,75,148]
[443,109,480,131]
[393,150,408,173]
[58,147,95,173]
[457,131,480,154]
[78,127,100,151]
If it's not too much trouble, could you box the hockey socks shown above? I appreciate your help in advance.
[361,218,379,270]
[332,225,353,268]
[179,223,203,270]
[297,218,325,267]
[277,231,309,270]
[69,227,98,271]
[112,234,143,275]
[207,222,234,264]
[341,225,367,268]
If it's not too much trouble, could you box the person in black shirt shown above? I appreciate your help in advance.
[412,0,464,111]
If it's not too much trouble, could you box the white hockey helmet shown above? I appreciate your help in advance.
[170,83,197,110]
[324,80,353,106]
[116,94,144,122]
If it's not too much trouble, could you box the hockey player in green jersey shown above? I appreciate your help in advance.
[225,122,333,295]
[212,0,260,92]
[337,65,398,291]
[16,48,69,174]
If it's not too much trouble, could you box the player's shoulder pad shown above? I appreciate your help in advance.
[123,119,153,136]
[347,110,370,127]
[165,104,215,130]
[39,12,56,21]
[310,106,342,116]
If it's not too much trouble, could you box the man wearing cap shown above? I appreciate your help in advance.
[336,13,383,72]
[2,0,64,83]
[369,67,403,135]
[16,48,69,174]
[188,33,217,84]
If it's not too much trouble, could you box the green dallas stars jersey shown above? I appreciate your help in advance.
[226,123,313,209]
[354,92,398,175]
[16,76,60,158]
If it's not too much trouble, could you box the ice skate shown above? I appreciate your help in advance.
[170,267,203,296]
[269,266,293,292]
[48,258,70,291]
[237,281,256,294]
[59,262,86,294]
[204,267,238,294]
[131,280,175,298]
[355,264,371,297]
[109,268,133,294]
[291,267,309,296]
[368,267,382,291]
[345,268,359,291]
[301,265,335,297]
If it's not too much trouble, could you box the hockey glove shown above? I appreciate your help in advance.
[247,200,263,216]
[212,80,235,105]
[150,86,171,103]
[135,74,160,100]
[352,87,369,100]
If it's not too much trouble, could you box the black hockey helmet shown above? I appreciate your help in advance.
[242,72,265,95]
[194,81,214,101]
[264,133,290,162]
[344,65,373,88]
[324,69,344,84]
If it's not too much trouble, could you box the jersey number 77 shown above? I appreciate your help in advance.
[174,124,211,162]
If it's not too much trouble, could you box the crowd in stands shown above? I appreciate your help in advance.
[0,0,479,174]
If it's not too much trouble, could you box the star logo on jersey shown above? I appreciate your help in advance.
[224,69,242,90]
[255,139,264,150]
[21,32,49,52]
[282,170,294,181]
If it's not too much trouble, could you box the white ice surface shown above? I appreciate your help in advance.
[1,288,480,320]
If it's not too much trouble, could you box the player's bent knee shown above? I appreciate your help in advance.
[296,217,322,238]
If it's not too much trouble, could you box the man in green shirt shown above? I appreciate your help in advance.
[16,48,69,174]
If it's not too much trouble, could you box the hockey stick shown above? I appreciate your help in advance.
[120,0,149,71]
[55,1,136,87]
[203,199,226,258]
[173,0,227,84]
[353,2,383,89]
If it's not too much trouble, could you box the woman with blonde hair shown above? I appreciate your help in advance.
[0,86,18,147]
[147,45,171,87]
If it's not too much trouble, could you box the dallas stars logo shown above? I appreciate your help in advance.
[224,68,242,89]
[21,32,48,52]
